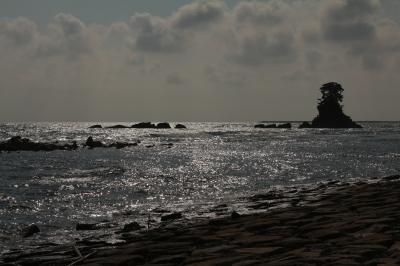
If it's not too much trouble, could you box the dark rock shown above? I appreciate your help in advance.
[22,224,40,238]
[106,125,129,129]
[175,124,187,129]
[85,137,105,149]
[310,82,362,128]
[231,211,241,219]
[156,122,171,129]
[131,122,156,129]
[0,137,78,152]
[255,124,277,129]
[89,125,102,129]
[76,223,99,231]
[121,222,143,232]
[299,122,311,128]
[383,175,400,181]
[108,142,138,149]
[161,212,183,222]
[161,143,173,148]
[277,123,291,129]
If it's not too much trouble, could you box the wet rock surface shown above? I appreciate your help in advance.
[3,176,400,265]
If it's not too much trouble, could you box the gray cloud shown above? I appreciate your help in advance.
[326,0,380,21]
[1,0,400,121]
[230,32,297,66]
[320,0,400,70]
[323,21,376,42]
[166,72,184,85]
[234,1,283,26]
[36,13,92,58]
[129,1,225,54]
[322,0,379,42]
[171,0,225,29]
[129,13,184,53]
[54,13,85,36]
[204,66,246,88]
[0,17,37,46]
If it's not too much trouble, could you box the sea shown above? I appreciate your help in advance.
[0,122,399,254]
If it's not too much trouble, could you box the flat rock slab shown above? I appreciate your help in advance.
[3,178,400,265]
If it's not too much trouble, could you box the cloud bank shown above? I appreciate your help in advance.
[0,0,399,121]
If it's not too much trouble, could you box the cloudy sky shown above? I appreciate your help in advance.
[0,0,399,121]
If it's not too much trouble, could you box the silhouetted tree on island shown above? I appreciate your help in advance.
[301,82,362,128]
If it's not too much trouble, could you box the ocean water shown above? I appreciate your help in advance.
[0,122,399,253]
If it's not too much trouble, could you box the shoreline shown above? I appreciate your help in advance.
[2,175,400,265]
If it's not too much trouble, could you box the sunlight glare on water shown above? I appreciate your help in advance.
[0,122,399,251]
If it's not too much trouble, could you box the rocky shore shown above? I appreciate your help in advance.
[2,175,400,265]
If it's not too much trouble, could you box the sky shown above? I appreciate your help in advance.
[0,0,399,122]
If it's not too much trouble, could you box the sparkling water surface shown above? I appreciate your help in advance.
[0,122,399,252]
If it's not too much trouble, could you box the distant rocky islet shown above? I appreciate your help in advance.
[255,82,362,129]
[89,122,187,129]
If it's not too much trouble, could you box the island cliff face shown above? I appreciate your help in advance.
[303,82,362,128]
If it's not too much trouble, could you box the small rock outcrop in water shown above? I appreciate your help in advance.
[255,123,291,129]
[156,122,171,129]
[119,222,143,233]
[255,124,276,129]
[131,122,156,129]
[277,123,291,129]
[85,137,138,149]
[108,142,138,149]
[304,82,362,128]
[299,122,312,128]
[22,224,40,238]
[175,124,187,129]
[76,223,99,231]
[161,212,183,222]
[85,137,105,149]
[0,136,78,152]
[89,125,102,129]
[106,125,129,129]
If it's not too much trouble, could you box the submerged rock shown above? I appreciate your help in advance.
[22,224,40,238]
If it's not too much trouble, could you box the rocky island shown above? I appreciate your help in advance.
[300,82,362,128]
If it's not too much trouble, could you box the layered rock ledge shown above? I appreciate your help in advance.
[2,175,400,265]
